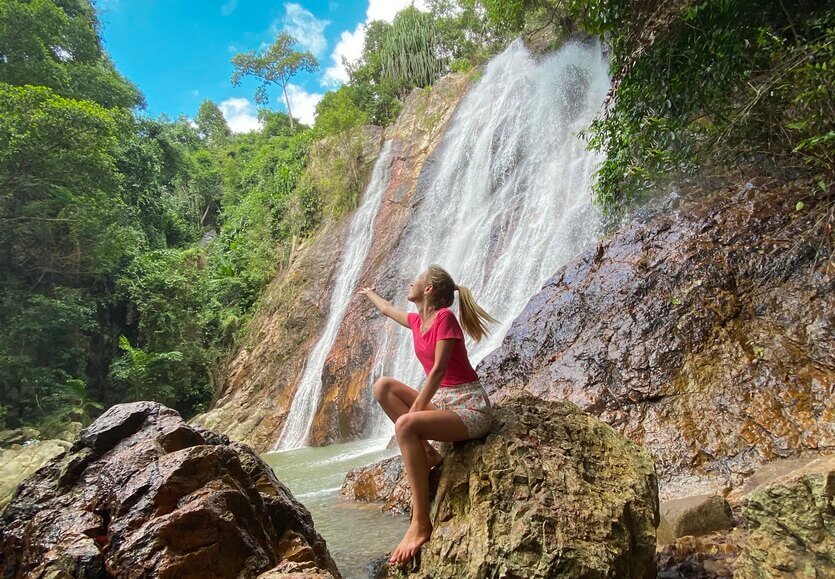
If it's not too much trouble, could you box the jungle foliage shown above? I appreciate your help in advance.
[0,0,315,432]
[2,0,831,434]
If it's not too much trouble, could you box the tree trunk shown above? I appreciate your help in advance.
[282,84,294,130]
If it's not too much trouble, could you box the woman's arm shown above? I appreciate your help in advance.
[410,339,455,412]
[357,287,409,328]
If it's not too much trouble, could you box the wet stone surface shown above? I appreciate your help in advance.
[0,401,340,578]
[477,177,835,497]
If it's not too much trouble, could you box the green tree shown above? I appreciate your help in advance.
[114,248,216,415]
[0,0,142,109]
[258,109,297,138]
[343,20,402,125]
[230,32,319,130]
[0,84,142,281]
[427,0,502,67]
[380,7,445,95]
[579,0,834,211]
[195,99,230,146]
[314,85,370,136]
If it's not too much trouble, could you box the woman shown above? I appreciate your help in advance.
[357,264,496,565]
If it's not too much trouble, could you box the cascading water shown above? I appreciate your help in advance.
[274,141,394,450]
[367,39,611,437]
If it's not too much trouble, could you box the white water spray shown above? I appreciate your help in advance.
[275,141,394,450]
[367,39,611,437]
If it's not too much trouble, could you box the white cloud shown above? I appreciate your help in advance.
[367,0,428,23]
[219,98,263,133]
[323,27,365,86]
[281,3,330,56]
[285,84,324,126]
[323,0,429,87]
[221,0,238,16]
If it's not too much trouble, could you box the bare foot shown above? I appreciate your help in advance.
[389,520,432,564]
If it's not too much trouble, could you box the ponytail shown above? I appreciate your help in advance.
[456,285,497,342]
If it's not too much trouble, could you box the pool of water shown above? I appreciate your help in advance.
[262,438,409,578]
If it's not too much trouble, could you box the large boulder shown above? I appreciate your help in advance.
[478,178,835,497]
[0,401,340,578]
[360,394,659,578]
[656,494,735,545]
[735,454,835,578]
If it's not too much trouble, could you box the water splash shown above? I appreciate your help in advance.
[368,39,611,437]
[275,141,394,450]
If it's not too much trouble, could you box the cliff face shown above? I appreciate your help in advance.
[189,127,384,453]
[309,73,473,446]
[477,177,834,497]
[190,73,472,451]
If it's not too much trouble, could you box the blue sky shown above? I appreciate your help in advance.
[95,1,427,130]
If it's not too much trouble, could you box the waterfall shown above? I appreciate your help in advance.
[368,39,611,437]
[275,141,394,450]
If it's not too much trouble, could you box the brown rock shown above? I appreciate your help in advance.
[340,455,411,515]
[477,177,835,495]
[657,494,734,545]
[0,401,340,578]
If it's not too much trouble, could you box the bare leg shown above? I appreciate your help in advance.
[373,377,442,467]
[389,410,470,564]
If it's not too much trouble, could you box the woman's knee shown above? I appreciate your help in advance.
[395,413,416,439]
[373,376,393,402]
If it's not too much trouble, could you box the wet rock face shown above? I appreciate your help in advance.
[360,394,659,578]
[478,179,835,497]
[189,126,384,453]
[0,401,340,578]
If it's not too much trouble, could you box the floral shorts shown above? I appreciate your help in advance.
[431,381,493,439]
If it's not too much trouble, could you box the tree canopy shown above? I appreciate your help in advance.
[230,32,319,130]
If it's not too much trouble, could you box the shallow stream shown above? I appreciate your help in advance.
[262,438,409,578]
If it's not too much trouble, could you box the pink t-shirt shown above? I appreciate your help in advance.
[407,308,479,386]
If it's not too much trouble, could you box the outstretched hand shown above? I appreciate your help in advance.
[357,286,376,297]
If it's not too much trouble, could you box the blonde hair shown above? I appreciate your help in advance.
[424,264,497,342]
